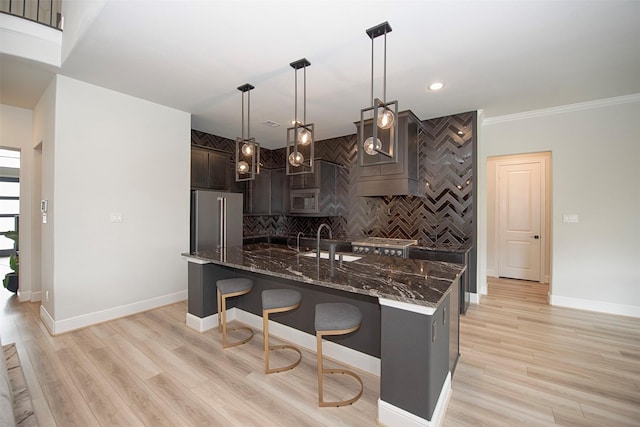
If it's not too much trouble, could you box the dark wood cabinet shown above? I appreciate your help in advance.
[270,169,287,214]
[288,160,338,216]
[249,170,271,215]
[191,147,230,191]
[246,168,288,215]
[190,148,209,189]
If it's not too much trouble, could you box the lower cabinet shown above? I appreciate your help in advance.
[380,296,451,422]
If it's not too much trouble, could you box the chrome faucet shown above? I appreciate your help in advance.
[296,232,304,252]
[316,224,332,261]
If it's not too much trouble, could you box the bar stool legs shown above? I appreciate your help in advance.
[216,278,254,349]
[315,303,364,407]
[262,289,302,374]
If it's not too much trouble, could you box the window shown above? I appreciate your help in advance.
[0,149,20,257]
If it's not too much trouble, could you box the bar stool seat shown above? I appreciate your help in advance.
[315,302,364,407]
[217,278,253,348]
[262,289,302,374]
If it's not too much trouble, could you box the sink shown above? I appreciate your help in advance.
[302,251,362,262]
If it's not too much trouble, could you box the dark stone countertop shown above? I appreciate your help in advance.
[183,243,466,311]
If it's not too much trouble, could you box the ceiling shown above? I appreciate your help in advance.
[2,1,640,149]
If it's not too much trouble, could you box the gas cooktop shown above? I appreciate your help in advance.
[351,237,418,247]
[351,237,418,257]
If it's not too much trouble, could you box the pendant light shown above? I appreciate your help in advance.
[286,58,314,175]
[359,21,398,165]
[235,83,260,182]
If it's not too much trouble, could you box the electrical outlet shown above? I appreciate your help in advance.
[110,213,123,223]
[563,214,579,223]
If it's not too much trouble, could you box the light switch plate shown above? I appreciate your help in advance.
[563,213,579,223]
[110,213,123,223]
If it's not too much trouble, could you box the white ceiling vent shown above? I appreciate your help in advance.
[261,120,281,128]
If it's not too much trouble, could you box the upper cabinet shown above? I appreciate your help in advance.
[289,160,338,216]
[355,110,423,197]
[246,168,288,215]
[191,147,230,191]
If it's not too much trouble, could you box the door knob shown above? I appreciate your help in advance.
[531,235,540,239]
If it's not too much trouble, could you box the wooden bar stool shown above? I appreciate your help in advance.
[216,278,254,348]
[315,302,364,407]
[262,289,302,374]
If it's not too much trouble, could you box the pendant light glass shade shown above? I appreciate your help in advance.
[364,136,382,155]
[241,143,254,156]
[359,21,399,166]
[286,58,314,175]
[288,151,304,167]
[235,83,260,181]
[297,128,312,146]
[377,107,395,130]
[237,160,249,173]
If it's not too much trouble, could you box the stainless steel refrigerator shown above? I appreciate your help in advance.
[190,190,243,252]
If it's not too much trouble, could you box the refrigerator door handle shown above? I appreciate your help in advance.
[217,197,225,248]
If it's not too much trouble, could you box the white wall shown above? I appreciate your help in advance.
[0,104,35,301]
[60,0,106,62]
[479,95,640,317]
[42,75,191,332]
[33,79,56,316]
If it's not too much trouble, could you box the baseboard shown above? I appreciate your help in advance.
[469,292,480,304]
[185,312,218,332]
[17,290,31,302]
[233,308,381,376]
[378,372,451,427]
[39,305,55,335]
[30,291,42,302]
[41,290,187,335]
[550,294,640,318]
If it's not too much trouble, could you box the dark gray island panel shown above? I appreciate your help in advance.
[381,295,450,421]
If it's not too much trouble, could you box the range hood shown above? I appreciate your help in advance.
[354,110,423,197]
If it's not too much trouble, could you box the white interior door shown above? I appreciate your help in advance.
[498,162,542,281]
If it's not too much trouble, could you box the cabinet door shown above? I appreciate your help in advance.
[207,151,230,190]
[289,161,321,189]
[270,169,286,214]
[250,170,271,214]
[191,148,209,189]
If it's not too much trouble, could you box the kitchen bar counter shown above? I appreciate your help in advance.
[183,243,464,426]
[184,243,464,312]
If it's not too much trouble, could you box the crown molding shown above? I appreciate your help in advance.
[482,93,640,125]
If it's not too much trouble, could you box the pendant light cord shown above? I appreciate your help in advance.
[383,29,387,104]
[241,90,245,140]
[294,67,298,124]
[370,37,374,106]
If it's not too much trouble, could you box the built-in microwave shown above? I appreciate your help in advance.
[289,189,319,214]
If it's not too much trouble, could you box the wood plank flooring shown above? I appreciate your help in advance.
[1,277,639,426]
[444,277,640,427]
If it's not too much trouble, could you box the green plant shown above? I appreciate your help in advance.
[2,230,18,290]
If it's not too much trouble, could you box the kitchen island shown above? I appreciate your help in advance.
[183,243,465,426]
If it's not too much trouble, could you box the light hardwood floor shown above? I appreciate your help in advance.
[1,278,639,426]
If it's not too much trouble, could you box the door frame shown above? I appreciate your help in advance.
[487,152,552,285]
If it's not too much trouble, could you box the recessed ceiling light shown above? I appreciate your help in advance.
[428,82,444,91]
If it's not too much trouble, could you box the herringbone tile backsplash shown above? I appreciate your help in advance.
[192,111,475,247]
